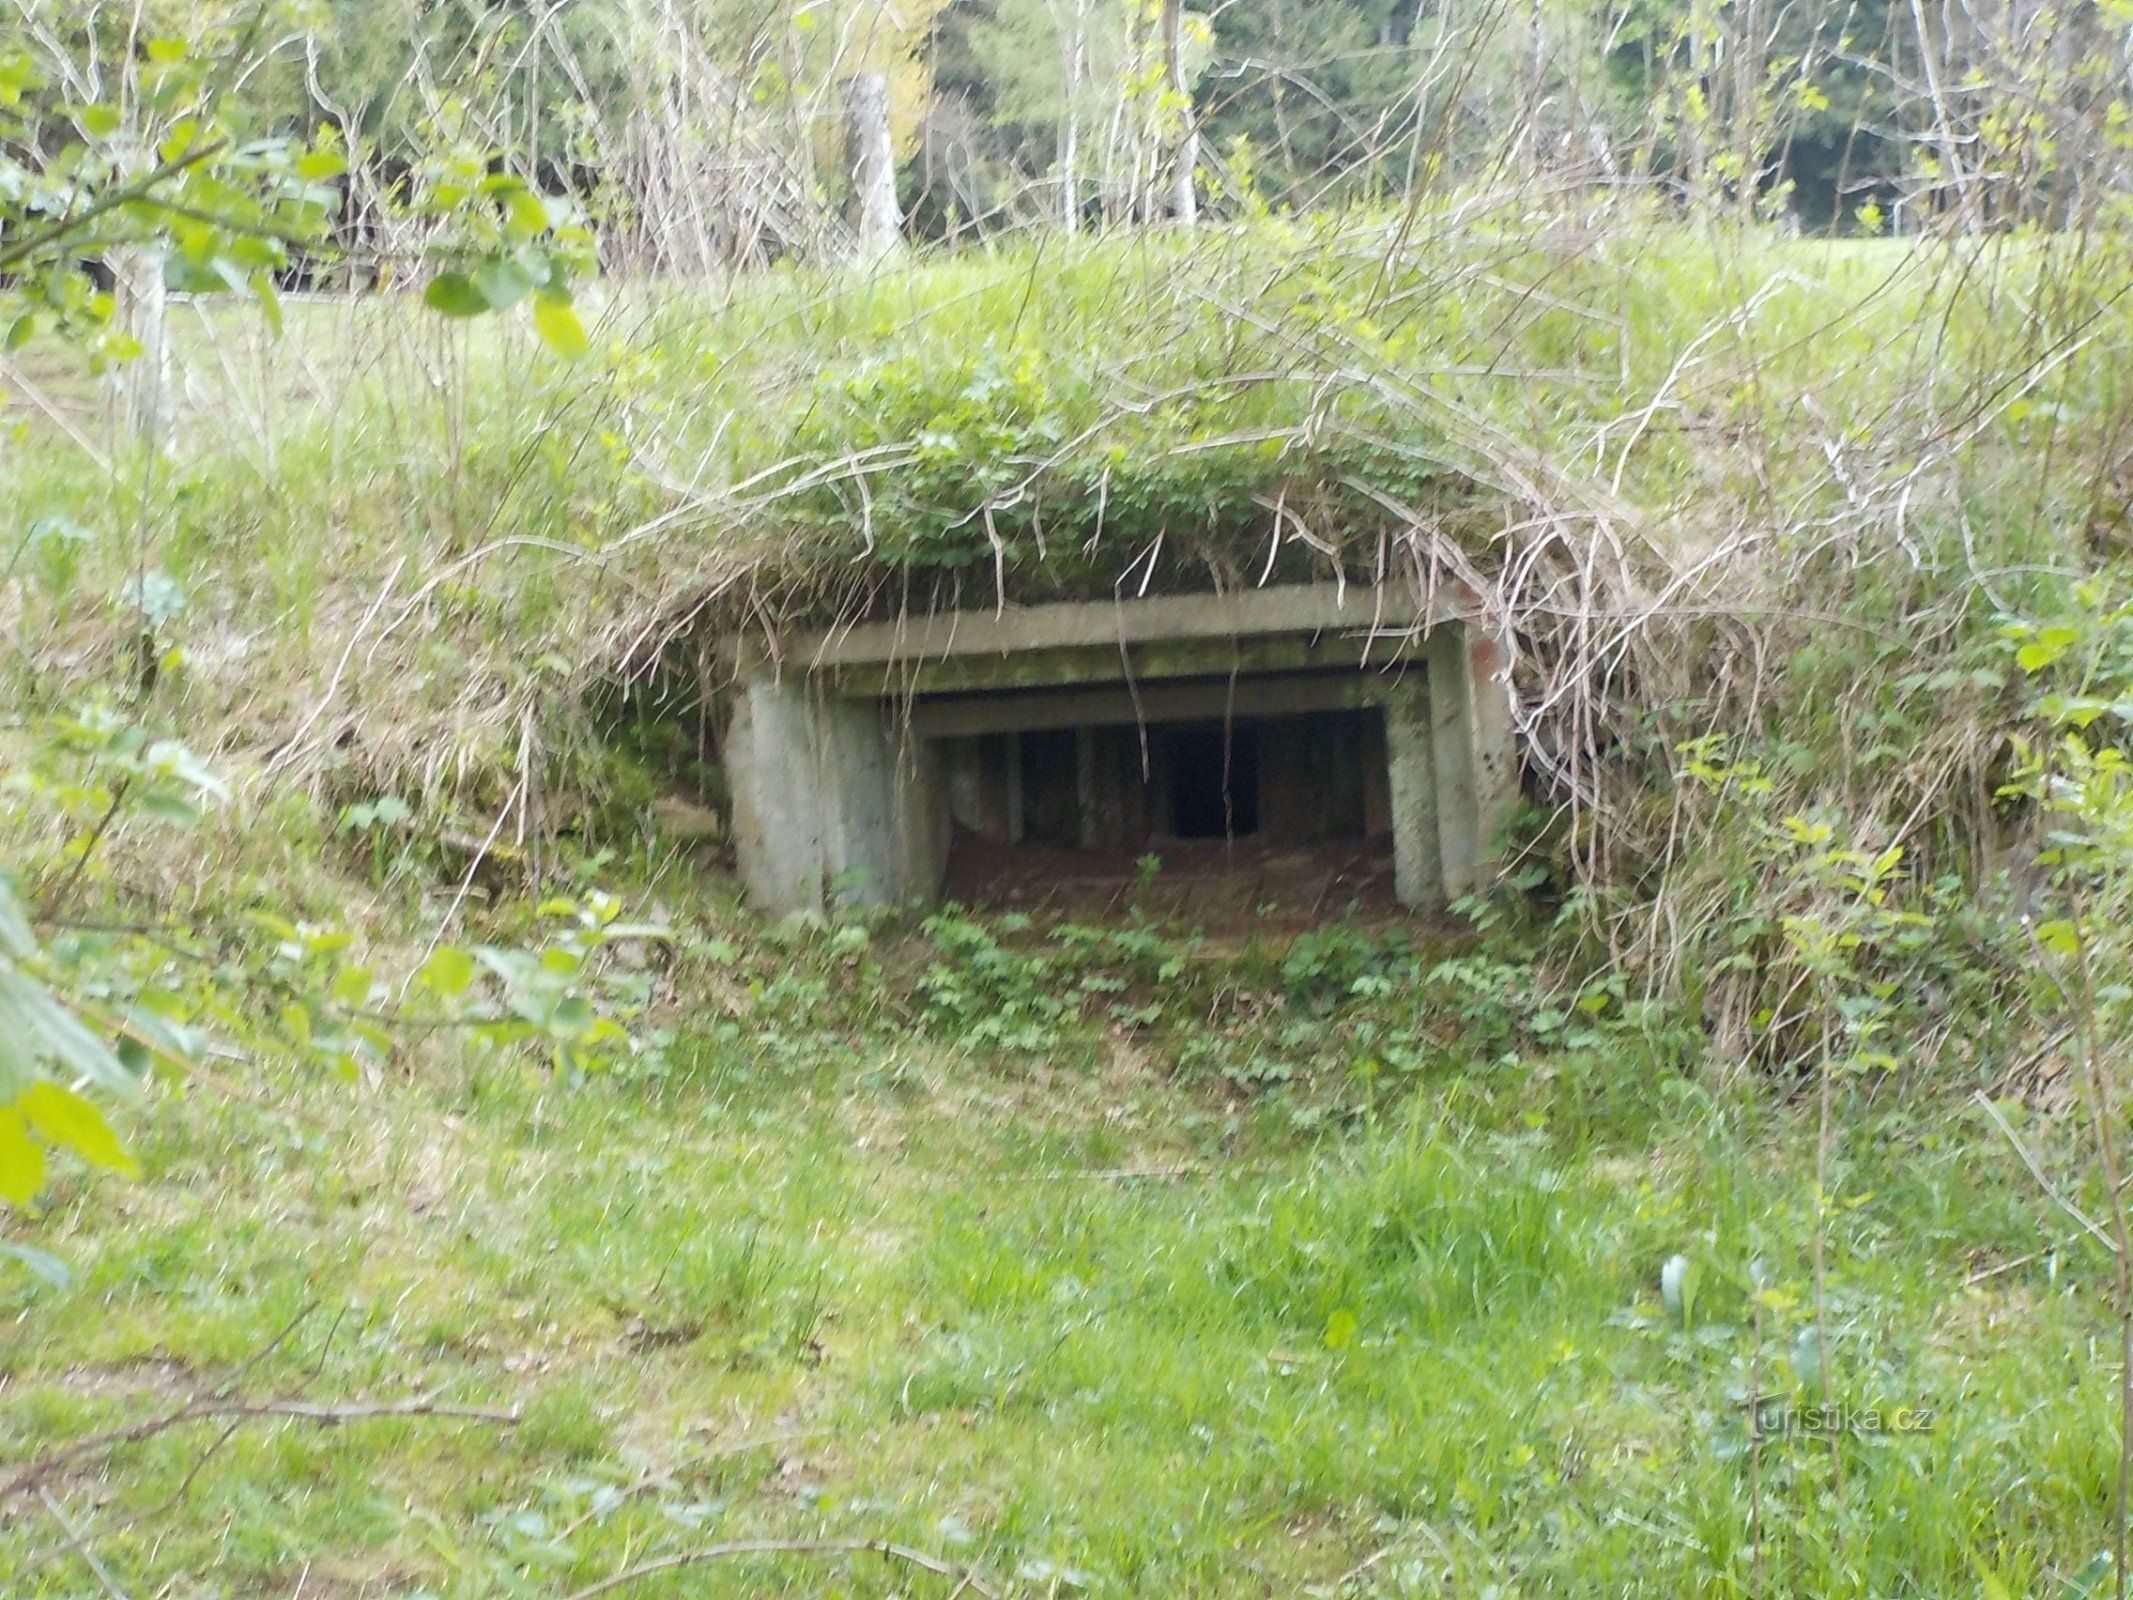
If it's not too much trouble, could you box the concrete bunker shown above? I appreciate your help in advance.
[721,583,1516,921]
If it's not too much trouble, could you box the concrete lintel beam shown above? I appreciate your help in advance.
[818,630,1422,699]
[786,582,1455,671]
[904,667,1416,739]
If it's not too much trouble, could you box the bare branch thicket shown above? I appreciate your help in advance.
[605,0,847,274]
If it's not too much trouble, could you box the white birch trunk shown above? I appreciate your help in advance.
[844,71,903,257]
[1162,0,1197,224]
[1058,0,1086,232]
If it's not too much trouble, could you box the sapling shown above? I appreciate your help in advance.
[2006,600,2133,1600]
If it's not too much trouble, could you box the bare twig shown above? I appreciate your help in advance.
[552,1430,815,1543]
[1,1391,519,1503]
[560,1538,999,1600]
[37,1488,133,1600]
[1963,1249,2047,1288]
[1972,1091,2120,1258]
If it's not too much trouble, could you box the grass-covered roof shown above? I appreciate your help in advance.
[583,213,1964,648]
[1,202,2112,830]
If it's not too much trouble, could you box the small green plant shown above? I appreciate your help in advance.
[0,877,139,1210]
[917,909,1074,1053]
[336,794,416,886]
[253,891,671,1082]
[2003,594,2133,1597]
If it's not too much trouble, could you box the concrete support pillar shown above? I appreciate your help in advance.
[1464,626,1520,879]
[726,676,826,917]
[725,675,946,917]
[1426,627,1482,900]
[1383,673,1443,910]
[1422,621,1520,898]
[1074,726,1099,848]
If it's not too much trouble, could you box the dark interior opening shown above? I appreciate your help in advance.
[939,700,1397,923]
[1017,728,1081,846]
[1166,722,1259,839]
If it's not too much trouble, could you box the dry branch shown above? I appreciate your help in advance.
[1,1391,520,1503]
[561,1537,999,1600]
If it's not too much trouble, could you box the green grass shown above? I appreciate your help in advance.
[0,972,2115,1598]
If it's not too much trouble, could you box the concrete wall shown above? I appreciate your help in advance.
[1383,677,1443,908]
[725,675,949,917]
[724,584,1517,918]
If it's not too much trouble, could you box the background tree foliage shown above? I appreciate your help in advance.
[2,0,2095,270]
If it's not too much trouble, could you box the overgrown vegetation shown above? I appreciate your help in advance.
[12,1,2133,1595]
[6,210,2130,1597]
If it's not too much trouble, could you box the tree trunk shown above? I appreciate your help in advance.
[844,71,903,257]
[1162,0,1197,223]
[1057,0,1086,233]
[109,245,170,450]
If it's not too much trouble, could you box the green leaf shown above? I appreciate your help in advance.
[254,277,283,337]
[0,966,138,1097]
[348,1021,394,1061]
[20,1081,135,1175]
[1322,1309,1357,1350]
[75,103,121,139]
[503,188,552,236]
[530,292,589,358]
[516,243,560,290]
[135,790,203,826]
[1791,1324,1825,1387]
[419,945,476,999]
[2016,625,2082,675]
[2055,1553,2113,1600]
[0,880,34,960]
[424,272,490,318]
[472,257,535,312]
[0,1239,72,1287]
[6,313,34,351]
[0,1107,45,1204]
[2036,919,2083,958]
[294,148,348,181]
[329,965,374,1007]
[146,738,228,801]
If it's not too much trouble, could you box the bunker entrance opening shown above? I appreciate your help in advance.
[1165,723,1259,840]
[717,585,1518,922]
[935,702,1394,921]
